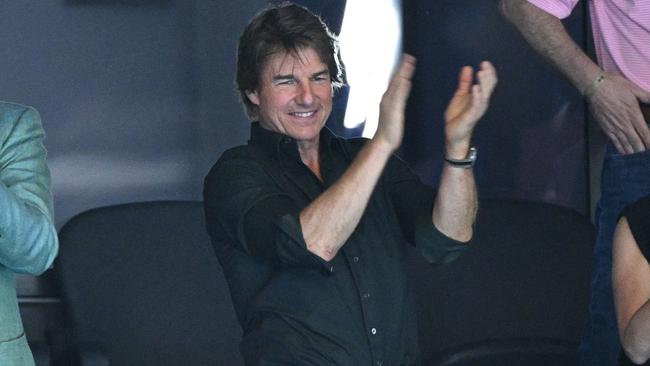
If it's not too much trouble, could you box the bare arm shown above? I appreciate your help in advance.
[434,62,498,241]
[499,0,650,154]
[300,55,416,261]
[613,217,650,365]
[302,56,498,259]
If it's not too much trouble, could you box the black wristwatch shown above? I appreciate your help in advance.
[444,147,477,169]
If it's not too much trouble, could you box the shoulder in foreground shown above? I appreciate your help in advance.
[0,101,41,127]
[0,101,35,115]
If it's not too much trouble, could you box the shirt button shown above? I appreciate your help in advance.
[371,328,377,335]
[353,256,359,263]
[362,292,371,299]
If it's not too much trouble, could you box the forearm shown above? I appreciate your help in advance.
[500,0,601,94]
[622,299,650,365]
[432,143,477,242]
[300,139,393,260]
[300,55,415,261]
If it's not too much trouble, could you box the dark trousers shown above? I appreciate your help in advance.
[578,103,650,366]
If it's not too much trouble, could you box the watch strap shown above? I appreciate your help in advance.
[444,147,477,168]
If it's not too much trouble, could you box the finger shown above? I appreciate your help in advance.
[627,80,650,104]
[471,84,481,107]
[393,54,416,84]
[609,133,626,155]
[613,127,638,154]
[471,84,488,117]
[617,109,646,153]
[640,92,650,104]
[476,70,491,104]
[606,123,633,154]
[621,138,637,154]
[399,53,417,77]
[478,61,498,98]
[480,60,497,77]
[593,108,631,154]
[631,109,650,150]
[478,70,496,100]
[634,90,650,104]
[455,66,473,96]
[637,123,650,151]
[386,54,416,97]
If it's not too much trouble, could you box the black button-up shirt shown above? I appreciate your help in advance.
[203,123,468,365]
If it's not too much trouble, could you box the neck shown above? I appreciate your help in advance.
[298,139,322,180]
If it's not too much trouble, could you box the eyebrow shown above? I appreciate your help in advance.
[311,69,330,79]
[272,69,330,82]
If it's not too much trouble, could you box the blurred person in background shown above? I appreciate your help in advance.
[500,1,650,364]
[0,102,58,366]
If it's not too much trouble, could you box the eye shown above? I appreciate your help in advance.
[277,79,295,86]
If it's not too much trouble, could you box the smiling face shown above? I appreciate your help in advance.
[246,47,333,146]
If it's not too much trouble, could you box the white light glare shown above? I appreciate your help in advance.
[339,0,402,137]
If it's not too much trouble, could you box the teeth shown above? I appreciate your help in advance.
[292,111,315,117]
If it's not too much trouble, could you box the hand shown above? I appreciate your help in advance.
[373,54,416,152]
[444,61,497,158]
[588,75,650,154]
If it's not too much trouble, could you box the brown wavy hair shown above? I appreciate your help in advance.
[236,2,345,120]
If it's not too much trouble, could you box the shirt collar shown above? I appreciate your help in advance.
[248,122,340,161]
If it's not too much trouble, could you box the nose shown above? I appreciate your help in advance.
[295,81,315,106]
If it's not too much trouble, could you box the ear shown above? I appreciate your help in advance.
[246,90,260,106]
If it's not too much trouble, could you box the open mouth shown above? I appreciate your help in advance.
[290,111,316,118]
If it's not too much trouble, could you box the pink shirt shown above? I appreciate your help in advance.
[527,0,650,92]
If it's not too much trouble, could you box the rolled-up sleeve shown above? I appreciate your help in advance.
[414,211,470,264]
[527,0,579,19]
[0,105,58,275]
[203,149,333,272]
[383,155,469,265]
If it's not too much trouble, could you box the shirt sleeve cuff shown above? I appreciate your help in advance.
[527,0,576,19]
[415,214,471,265]
[274,213,335,274]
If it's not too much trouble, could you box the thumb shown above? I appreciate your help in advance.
[628,80,650,103]
[638,90,650,104]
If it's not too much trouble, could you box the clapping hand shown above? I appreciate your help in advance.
[444,61,498,158]
[373,54,417,152]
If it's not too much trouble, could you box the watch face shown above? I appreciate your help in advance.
[467,147,477,162]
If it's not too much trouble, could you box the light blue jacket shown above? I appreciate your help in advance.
[0,102,58,366]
